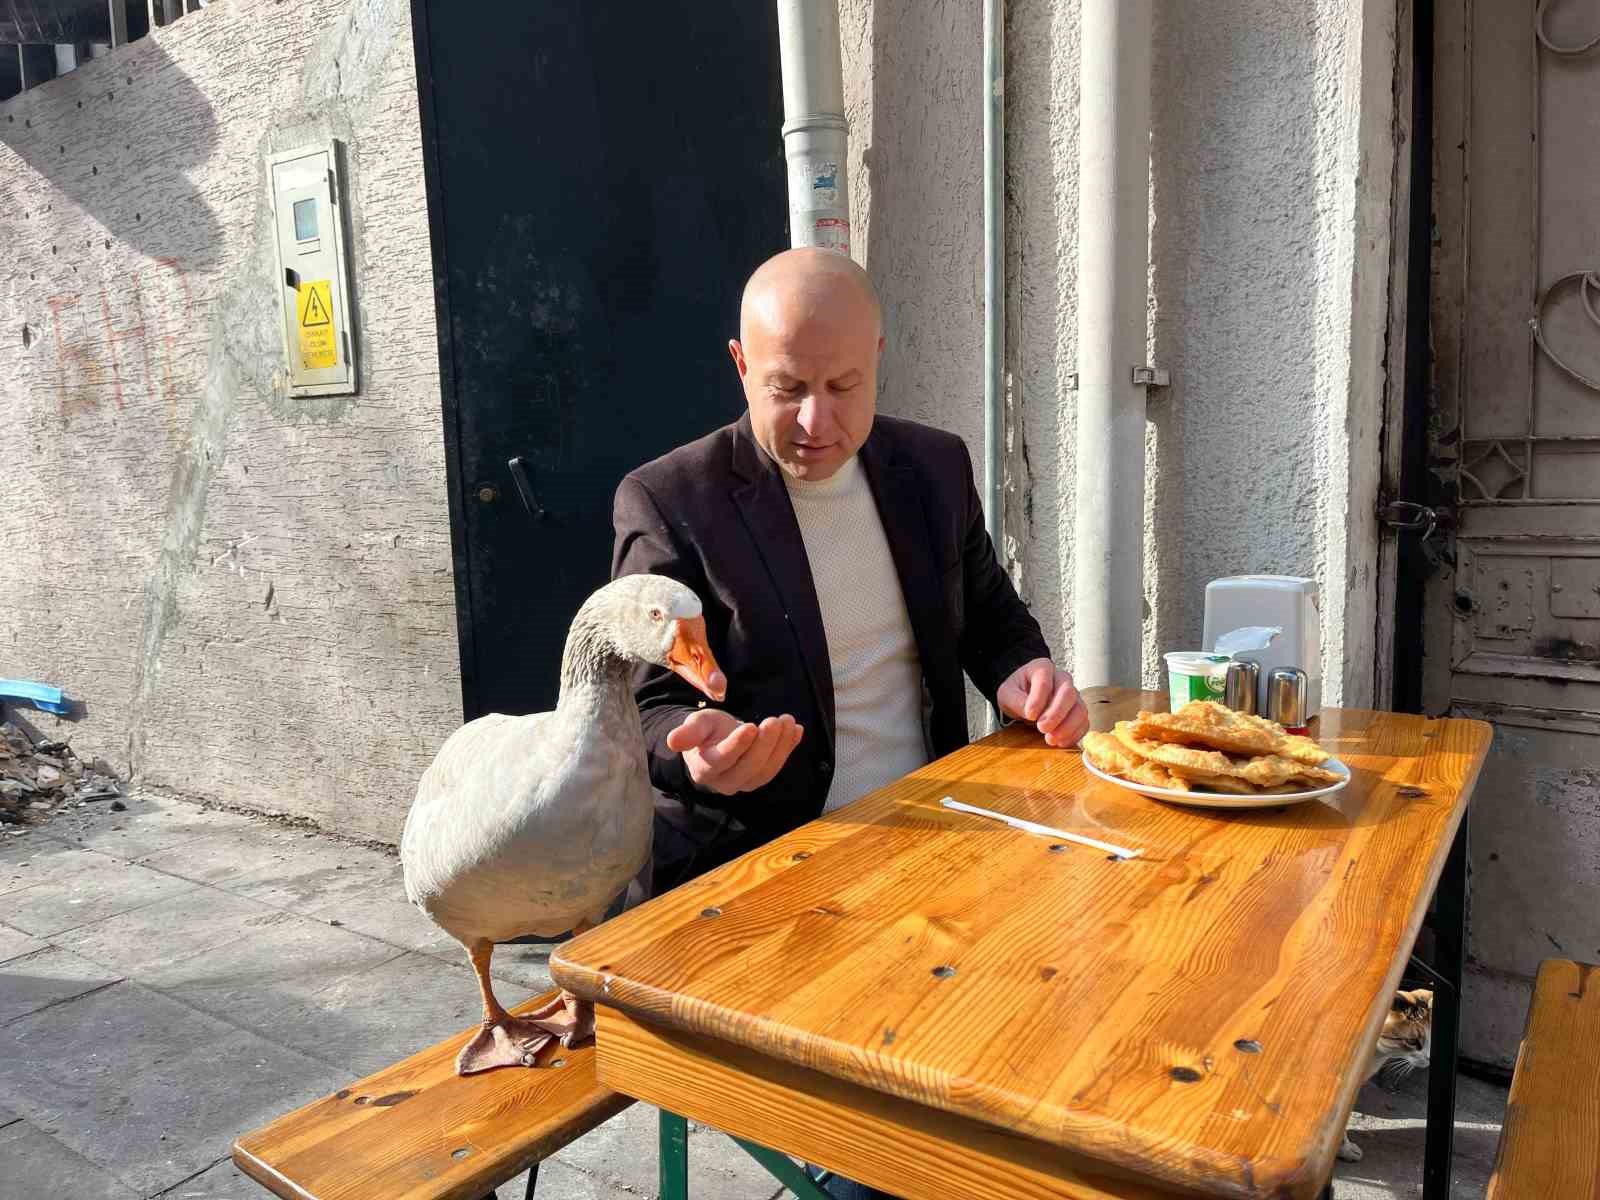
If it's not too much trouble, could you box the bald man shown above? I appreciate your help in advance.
[613,248,1087,893]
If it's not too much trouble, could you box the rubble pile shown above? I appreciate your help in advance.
[0,719,125,830]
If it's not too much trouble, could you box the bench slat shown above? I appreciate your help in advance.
[1487,958,1600,1200]
[233,988,633,1200]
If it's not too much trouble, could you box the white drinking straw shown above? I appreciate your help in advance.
[939,797,1142,860]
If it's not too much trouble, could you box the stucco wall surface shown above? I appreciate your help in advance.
[840,0,1396,705]
[0,0,458,842]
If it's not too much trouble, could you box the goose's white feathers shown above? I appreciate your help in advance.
[400,574,708,946]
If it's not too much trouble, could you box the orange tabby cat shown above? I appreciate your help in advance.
[1339,988,1433,1162]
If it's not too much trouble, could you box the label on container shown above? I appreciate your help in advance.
[1166,652,1230,712]
[1175,670,1226,702]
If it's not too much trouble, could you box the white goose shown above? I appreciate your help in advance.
[401,574,725,1075]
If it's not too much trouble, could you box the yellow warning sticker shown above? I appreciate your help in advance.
[296,280,337,370]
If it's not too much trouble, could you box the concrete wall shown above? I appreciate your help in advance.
[840,0,1398,706]
[0,0,458,843]
[0,0,1403,840]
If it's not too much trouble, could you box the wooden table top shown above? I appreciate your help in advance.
[552,689,1491,1199]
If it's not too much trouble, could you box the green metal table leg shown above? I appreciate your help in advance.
[659,1110,689,1200]
[732,1137,834,1200]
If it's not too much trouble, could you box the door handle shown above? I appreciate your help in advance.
[507,456,547,523]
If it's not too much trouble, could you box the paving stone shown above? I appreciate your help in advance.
[53,889,279,977]
[0,1119,141,1199]
[0,921,48,965]
[150,1154,261,1198]
[141,912,403,1050]
[0,828,69,866]
[1334,1070,1508,1200]
[494,1161,567,1199]
[47,794,260,862]
[214,836,399,912]
[496,1158,605,1199]
[551,1102,783,1200]
[0,840,118,897]
[133,826,290,888]
[0,945,122,1025]
[2,857,199,937]
[0,981,342,1197]
[304,876,461,958]
[319,874,561,990]
[239,949,512,1080]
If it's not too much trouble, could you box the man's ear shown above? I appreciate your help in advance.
[729,339,748,378]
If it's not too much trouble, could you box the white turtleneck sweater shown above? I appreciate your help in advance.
[783,455,928,812]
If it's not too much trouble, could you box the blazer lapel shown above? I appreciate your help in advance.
[858,424,945,678]
[728,416,836,744]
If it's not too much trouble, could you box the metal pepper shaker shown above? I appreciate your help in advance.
[1266,667,1310,734]
[1223,659,1260,714]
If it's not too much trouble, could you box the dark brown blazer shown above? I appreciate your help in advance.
[611,412,1050,843]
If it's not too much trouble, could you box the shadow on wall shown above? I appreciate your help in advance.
[0,36,222,266]
[1146,1,1321,658]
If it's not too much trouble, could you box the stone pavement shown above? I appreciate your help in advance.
[0,791,1505,1199]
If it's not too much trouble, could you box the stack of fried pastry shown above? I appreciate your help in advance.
[1081,700,1342,795]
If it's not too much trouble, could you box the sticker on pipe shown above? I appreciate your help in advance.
[296,280,337,370]
[812,217,850,255]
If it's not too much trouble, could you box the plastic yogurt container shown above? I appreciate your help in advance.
[1164,651,1230,711]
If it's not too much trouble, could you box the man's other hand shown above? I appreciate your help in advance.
[665,709,805,795]
[997,658,1089,748]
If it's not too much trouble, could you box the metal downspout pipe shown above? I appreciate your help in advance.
[982,0,1005,555]
[1072,0,1153,689]
[776,0,852,255]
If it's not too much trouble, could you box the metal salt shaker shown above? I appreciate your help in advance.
[1266,667,1310,734]
[1223,659,1260,714]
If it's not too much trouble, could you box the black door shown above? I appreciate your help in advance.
[412,2,788,719]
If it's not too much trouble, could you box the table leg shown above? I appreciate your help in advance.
[523,1162,539,1199]
[1423,814,1468,1200]
[660,1109,689,1200]
[732,1137,835,1200]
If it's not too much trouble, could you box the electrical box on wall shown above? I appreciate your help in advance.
[269,141,358,397]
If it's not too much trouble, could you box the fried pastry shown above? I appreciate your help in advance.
[1130,701,1330,767]
[1079,702,1342,797]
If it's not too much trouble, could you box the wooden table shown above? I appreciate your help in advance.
[551,689,1491,1200]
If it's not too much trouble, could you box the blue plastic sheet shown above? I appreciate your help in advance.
[0,679,71,715]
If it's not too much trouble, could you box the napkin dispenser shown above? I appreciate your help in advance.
[1202,575,1322,717]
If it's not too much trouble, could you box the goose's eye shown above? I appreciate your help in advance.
[649,608,664,623]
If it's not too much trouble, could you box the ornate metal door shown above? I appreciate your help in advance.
[1429,0,1600,1065]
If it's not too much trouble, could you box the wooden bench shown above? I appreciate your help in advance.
[1486,958,1600,1199]
[233,988,633,1200]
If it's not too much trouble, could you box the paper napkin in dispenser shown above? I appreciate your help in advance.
[1202,576,1322,716]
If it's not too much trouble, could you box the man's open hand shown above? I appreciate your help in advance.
[997,658,1089,748]
[665,709,805,795]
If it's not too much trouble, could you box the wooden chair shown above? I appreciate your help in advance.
[1485,958,1600,1200]
[233,988,632,1200]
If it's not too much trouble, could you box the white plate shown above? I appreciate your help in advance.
[1081,753,1351,809]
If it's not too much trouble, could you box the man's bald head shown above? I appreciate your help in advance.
[729,248,885,481]
[739,248,882,346]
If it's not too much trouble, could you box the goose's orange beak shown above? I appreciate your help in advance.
[667,615,727,702]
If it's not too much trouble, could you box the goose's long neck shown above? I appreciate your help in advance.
[556,607,637,724]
